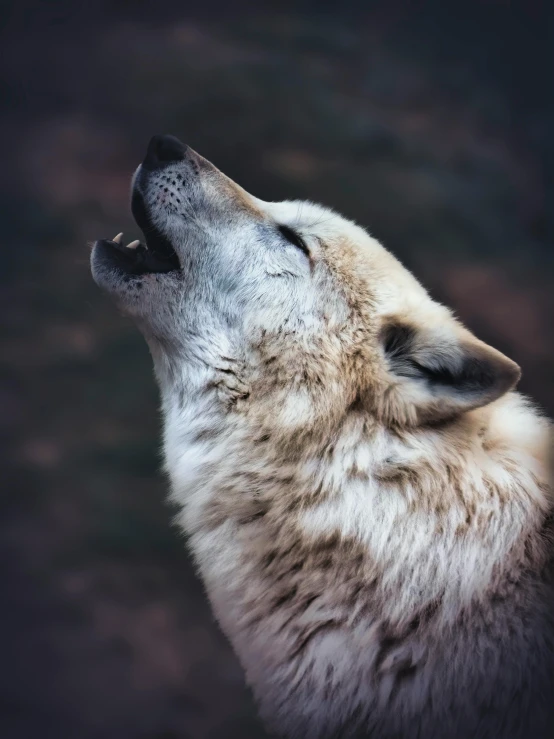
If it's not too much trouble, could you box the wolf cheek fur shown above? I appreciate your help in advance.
[92,135,554,739]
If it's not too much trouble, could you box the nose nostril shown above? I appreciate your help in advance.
[156,134,186,163]
[143,134,187,169]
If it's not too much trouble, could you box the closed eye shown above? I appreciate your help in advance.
[278,224,310,259]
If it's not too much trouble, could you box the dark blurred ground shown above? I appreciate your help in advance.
[1,1,552,737]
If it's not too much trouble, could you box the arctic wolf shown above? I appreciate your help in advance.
[92,135,553,738]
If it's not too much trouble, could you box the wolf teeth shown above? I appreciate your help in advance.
[127,240,141,249]
[113,233,123,244]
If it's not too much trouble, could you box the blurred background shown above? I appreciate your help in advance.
[1,1,552,737]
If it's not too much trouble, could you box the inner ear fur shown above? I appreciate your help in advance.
[378,318,521,424]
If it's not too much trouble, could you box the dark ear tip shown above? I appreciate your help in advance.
[501,359,522,392]
[484,350,521,399]
[467,340,521,397]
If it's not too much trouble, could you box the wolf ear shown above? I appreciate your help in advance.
[379,318,521,424]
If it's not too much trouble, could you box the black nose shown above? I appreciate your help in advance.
[143,134,187,169]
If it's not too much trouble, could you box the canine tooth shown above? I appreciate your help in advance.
[127,240,141,249]
[113,233,123,244]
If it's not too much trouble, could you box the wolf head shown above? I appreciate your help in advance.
[92,135,520,429]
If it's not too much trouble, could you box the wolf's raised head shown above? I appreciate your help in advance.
[92,134,520,430]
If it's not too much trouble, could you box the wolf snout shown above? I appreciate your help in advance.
[143,134,188,170]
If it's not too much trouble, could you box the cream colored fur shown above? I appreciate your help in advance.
[92,143,553,738]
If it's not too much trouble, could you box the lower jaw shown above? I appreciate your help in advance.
[93,237,180,277]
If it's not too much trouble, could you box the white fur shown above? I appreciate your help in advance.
[92,146,553,739]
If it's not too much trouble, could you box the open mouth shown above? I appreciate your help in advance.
[96,191,180,276]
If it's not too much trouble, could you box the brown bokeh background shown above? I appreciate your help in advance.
[1,1,552,737]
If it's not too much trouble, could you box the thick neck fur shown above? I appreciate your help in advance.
[158,336,553,739]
